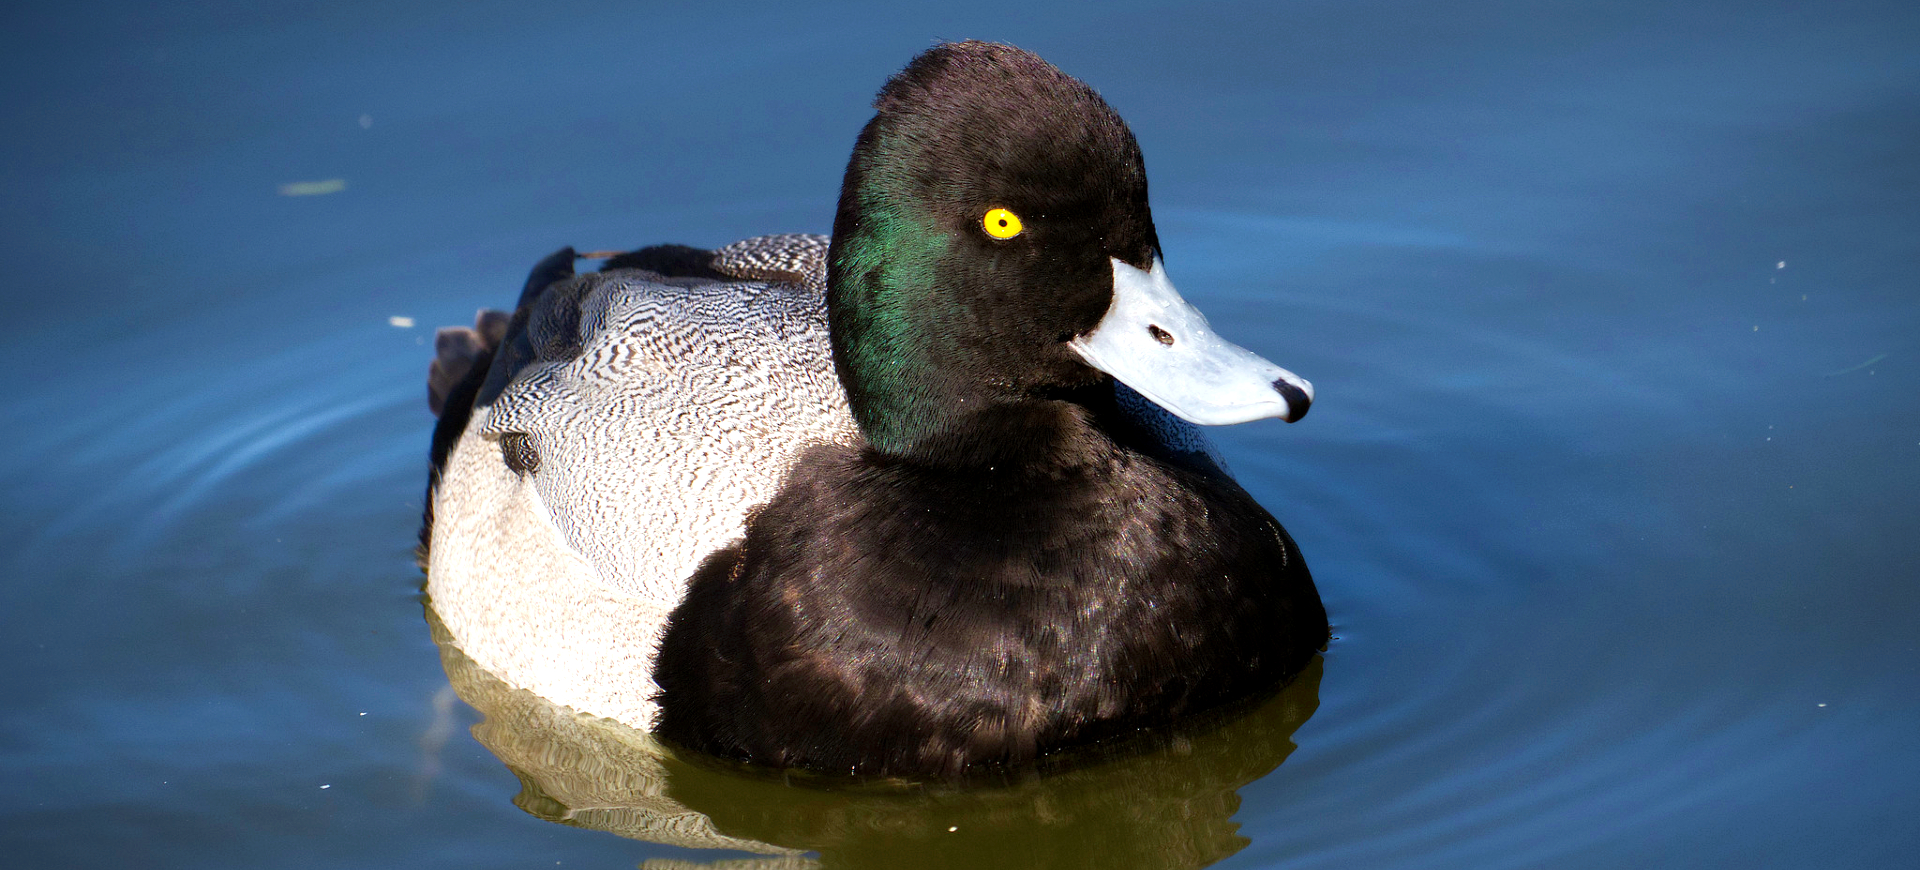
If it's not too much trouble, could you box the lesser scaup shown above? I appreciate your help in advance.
[424,41,1326,779]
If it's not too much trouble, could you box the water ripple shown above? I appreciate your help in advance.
[19,324,428,560]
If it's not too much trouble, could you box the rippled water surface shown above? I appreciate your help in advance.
[5,1,1918,867]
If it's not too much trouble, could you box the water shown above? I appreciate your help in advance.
[4,1,1917,867]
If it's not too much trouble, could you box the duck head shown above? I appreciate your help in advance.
[827,42,1311,465]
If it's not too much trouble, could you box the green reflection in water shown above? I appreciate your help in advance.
[428,602,1321,869]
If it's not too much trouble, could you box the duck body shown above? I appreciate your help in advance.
[425,42,1326,779]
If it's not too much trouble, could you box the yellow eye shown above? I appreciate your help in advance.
[982,207,1023,239]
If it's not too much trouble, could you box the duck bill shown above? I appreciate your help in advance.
[1069,258,1312,425]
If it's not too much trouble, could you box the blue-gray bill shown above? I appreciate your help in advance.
[1070,258,1313,425]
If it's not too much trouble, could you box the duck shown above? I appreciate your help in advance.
[422,40,1327,780]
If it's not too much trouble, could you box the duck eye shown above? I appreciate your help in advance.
[982,207,1023,239]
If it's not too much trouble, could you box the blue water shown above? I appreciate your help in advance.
[4,1,1918,867]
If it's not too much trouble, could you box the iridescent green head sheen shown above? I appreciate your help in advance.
[826,42,1161,462]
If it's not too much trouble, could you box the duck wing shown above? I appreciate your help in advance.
[470,242,857,599]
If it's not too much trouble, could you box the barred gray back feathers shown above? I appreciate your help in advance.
[711,233,831,291]
[480,263,858,601]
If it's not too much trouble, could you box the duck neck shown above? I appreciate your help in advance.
[828,246,1098,472]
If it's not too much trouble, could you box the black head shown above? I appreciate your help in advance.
[827,42,1162,462]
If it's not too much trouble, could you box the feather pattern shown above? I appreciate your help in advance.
[427,239,857,726]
